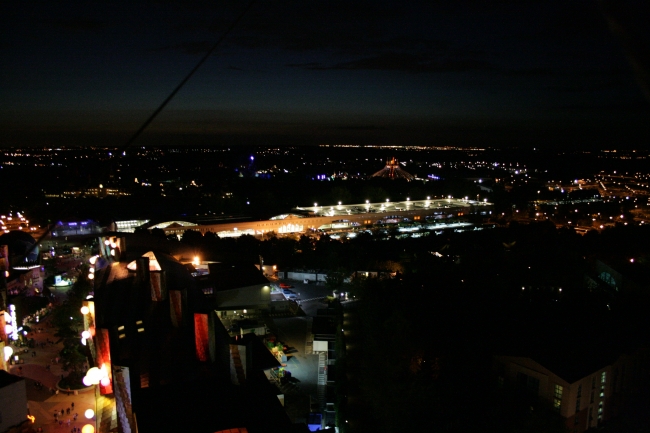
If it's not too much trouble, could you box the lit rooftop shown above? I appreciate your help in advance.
[296,198,492,217]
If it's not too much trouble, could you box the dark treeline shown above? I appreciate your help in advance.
[332,222,650,432]
[156,220,650,279]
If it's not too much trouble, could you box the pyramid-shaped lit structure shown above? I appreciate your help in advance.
[370,158,414,181]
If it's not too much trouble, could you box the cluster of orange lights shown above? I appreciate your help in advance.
[0,212,37,233]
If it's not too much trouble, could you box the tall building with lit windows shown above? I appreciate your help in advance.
[494,349,650,431]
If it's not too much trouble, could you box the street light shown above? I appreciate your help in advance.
[3,346,12,361]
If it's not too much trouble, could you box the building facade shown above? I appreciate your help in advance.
[161,198,494,238]
[495,350,650,432]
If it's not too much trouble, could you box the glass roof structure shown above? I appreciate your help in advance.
[296,198,491,217]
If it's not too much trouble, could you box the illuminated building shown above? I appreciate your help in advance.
[50,220,102,237]
[370,157,415,180]
[113,220,150,233]
[160,198,494,238]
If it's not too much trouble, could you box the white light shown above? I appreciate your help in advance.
[82,376,92,387]
[100,377,110,387]
[85,367,102,385]
[104,240,110,246]
[110,249,115,256]
[89,268,95,273]
[9,305,18,340]
[82,330,91,339]
[81,337,87,346]
[81,306,89,315]
[88,273,94,280]
[89,256,97,265]
[84,409,95,419]
[5,324,13,334]
[3,346,13,361]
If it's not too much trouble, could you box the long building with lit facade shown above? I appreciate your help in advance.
[158,198,493,238]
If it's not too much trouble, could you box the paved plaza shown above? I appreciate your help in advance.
[6,297,98,433]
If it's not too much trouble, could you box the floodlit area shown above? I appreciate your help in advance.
[298,198,491,217]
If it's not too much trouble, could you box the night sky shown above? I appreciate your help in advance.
[2,0,649,148]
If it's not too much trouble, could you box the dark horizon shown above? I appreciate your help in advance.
[2,1,650,150]
[3,121,650,150]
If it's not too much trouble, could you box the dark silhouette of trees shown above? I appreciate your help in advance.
[150,227,167,239]
[180,229,203,246]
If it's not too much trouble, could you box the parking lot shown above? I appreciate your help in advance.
[272,280,333,316]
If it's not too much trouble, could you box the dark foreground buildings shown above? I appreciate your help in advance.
[83,235,306,433]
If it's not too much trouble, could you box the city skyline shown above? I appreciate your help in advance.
[2,1,650,149]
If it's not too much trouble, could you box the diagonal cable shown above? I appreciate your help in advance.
[18,0,258,264]
[119,0,258,154]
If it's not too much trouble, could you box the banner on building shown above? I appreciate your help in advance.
[169,290,183,328]
[150,272,166,301]
[194,313,209,362]
[95,328,114,395]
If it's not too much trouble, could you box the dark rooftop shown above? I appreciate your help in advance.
[311,316,336,336]
[498,298,629,384]
[0,370,24,388]
[135,376,293,433]
[206,262,269,291]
